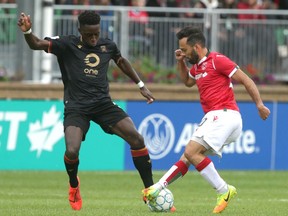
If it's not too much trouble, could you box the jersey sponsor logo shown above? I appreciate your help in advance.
[84,68,99,76]
[138,113,175,160]
[84,53,100,67]
[216,54,225,57]
[195,72,208,80]
[84,53,100,77]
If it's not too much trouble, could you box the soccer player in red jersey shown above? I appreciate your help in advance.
[142,27,270,213]
[18,11,155,211]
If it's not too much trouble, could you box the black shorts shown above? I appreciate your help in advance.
[64,100,128,141]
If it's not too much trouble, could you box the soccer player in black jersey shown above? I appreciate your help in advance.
[18,11,155,211]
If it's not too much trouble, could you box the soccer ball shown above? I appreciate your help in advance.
[147,188,174,212]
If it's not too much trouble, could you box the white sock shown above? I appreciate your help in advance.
[199,162,228,194]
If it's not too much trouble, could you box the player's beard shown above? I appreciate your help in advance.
[187,49,199,64]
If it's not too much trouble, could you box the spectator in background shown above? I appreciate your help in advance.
[237,0,266,20]
[93,0,115,39]
[218,0,238,11]
[217,0,242,60]
[193,0,219,18]
[274,0,288,69]
[145,0,180,66]
[146,0,179,18]
[129,0,153,56]
[55,0,115,38]
[198,0,219,8]
[237,0,278,76]
[276,0,288,19]
[191,0,219,47]
[111,0,129,5]
[177,0,197,18]
[54,0,81,35]
[0,0,16,44]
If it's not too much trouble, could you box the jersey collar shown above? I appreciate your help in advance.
[197,49,210,65]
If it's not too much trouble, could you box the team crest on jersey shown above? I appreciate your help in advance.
[201,62,207,70]
[100,46,107,52]
[77,44,82,49]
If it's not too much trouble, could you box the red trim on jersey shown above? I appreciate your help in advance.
[196,157,211,172]
[48,40,52,53]
[131,147,149,157]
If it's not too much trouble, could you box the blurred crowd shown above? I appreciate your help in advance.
[52,0,288,13]
[2,0,288,18]
[50,0,288,77]
[1,0,288,81]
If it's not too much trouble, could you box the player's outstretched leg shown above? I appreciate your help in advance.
[213,184,237,214]
[142,160,189,212]
[142,160,188,202]
[68,176,82,210]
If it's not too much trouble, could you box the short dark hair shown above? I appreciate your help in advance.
[176,26,206,47]
[78,11,101,26]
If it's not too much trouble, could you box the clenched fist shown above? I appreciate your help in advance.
[17,12,32,32]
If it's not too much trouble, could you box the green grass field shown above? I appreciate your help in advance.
[0,171,287,216]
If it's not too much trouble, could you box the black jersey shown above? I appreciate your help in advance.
[45,35,121,110]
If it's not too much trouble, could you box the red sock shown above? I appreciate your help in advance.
[195,157,212,172]
[159,160,189,187]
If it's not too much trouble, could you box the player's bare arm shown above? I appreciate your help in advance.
[115,56,155,104]
[232,69,270,120]
[175,49,195,87]
[17,12,49,50]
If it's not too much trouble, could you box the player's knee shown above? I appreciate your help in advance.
[65,149,79,160]
[129,133,145,149]
[184,148,192,160]
[65,144,80,159]
[184,144,197,161]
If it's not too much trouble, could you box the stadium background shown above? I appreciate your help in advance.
[1,84,288,171]
[1,1,288,171]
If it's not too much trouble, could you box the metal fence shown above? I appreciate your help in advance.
[1,4,288,82]
[0,4,17,80]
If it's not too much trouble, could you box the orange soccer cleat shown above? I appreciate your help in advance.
[68,176,82,210]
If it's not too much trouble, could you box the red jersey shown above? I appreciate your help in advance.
[189,51,239,113]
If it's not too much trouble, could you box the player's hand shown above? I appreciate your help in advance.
[17,12,32,32]
[175,49,185,61]
[140,86,155,104]
[257,104,270,120]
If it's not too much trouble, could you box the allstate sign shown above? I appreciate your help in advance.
[124,101,279,170]
[138,113,175,160]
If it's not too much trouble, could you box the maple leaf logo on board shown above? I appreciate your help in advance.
[27,105,63,158]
